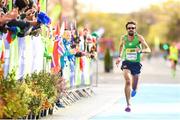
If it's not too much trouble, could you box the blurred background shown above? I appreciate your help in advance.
[41,0,180,119]
[0,0,179,119]
[49,0,180,62]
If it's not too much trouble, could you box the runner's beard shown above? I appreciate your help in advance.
[128,31,134,36]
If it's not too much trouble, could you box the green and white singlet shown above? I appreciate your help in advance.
[123,34,141,62]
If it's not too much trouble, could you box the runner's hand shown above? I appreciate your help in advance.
[135,47,141,53]
[116,57,121,65]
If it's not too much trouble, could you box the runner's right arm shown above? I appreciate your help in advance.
[116,36,125,64]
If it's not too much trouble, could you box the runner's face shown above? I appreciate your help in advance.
[127,24,136,36]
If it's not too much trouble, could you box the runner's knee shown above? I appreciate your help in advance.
[125,80,131,86]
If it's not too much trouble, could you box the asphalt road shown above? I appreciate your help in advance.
[48,57,180,120]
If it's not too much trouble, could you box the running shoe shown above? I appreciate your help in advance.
[131,90,136,97]
[125,106,131,112]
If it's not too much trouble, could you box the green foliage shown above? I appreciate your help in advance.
[127,0,180,43]
[0,70,29,119]
[78,0,180,51]
[24,71,59,114]
[78,12,130,50]
[166,13,180,41]
[0,70,60,118]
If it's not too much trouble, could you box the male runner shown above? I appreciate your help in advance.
[116,21,151,112]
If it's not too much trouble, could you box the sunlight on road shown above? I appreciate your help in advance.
[91,84,180,120]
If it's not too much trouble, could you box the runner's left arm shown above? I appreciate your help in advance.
[138,35,151,53]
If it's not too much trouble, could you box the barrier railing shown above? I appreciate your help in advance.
[0,0,98,119]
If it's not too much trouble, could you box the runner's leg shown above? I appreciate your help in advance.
[123,69,132,111]
[131,74,139,97]
[132,75,139,90]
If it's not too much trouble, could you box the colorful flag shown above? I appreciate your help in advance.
[51,23,61,71]
[58,38,65,56]
[0,39,4,63]
[6,31,13,43]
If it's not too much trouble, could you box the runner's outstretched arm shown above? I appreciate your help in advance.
[116,36,125,65]
[138,35,151,53]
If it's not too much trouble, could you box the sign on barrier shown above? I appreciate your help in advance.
[75,57,81,87]
[63,56,93,89]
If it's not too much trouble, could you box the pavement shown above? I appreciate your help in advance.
[47,57,180,120]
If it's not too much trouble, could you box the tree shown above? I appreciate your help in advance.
[104,48,112,72]
[166,13,180,41]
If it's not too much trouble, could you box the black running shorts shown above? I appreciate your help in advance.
[121,61,142,75]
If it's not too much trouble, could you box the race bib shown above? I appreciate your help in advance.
[126,48,137,60]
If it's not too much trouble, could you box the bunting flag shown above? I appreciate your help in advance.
[51,21,66,68]
[0,39,4,77]
[51,23,61,73]
[51,40,60,74]
[6,31,13,44]
[6,26,20,44]
[54,21,60,36]
[57,37,65,56]
[79,57,84,71]
[0,49,4,63]
[0,40,4,63]
[51,39,59,68]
